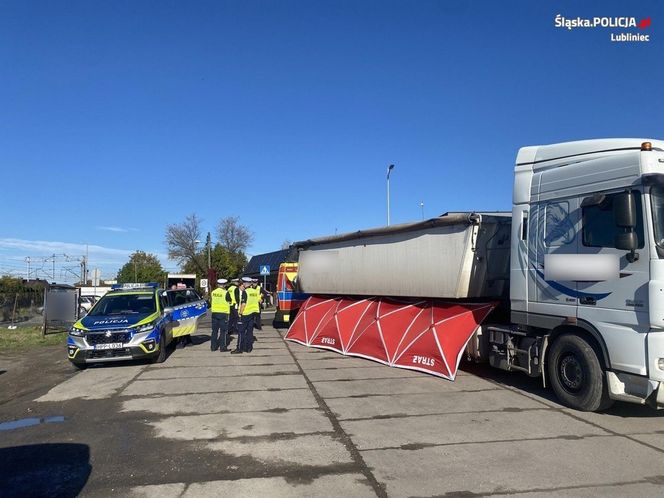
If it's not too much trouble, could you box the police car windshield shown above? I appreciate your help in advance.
[88,293,156,316]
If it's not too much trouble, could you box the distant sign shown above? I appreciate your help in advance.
[200,278,208,290]
[260,265,270,276]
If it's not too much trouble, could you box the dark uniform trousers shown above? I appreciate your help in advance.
[211,312,230,351]
[238,316,254,352]
[228,307,239,335]
[254,310,262,331]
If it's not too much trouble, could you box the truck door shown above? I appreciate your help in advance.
[576,189,649,375]
[168,289,208,338]
[533,198,580,315]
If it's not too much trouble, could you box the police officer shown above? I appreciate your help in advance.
[227,278,240,336]
[210,278,232,352]
[254,279,263,331]
[232,277,253,354]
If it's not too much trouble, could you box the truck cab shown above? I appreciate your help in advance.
[501,139,664,410]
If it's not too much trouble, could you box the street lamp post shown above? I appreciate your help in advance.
[206,232,211,270]
[420,201,424,220]
[387,164,395,226]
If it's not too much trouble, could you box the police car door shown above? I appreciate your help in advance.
[168,289,208,338]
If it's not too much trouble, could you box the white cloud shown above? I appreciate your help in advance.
[0,238,169,265]
[95,226,139,233]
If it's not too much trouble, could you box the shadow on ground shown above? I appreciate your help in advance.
[0,443,91,497]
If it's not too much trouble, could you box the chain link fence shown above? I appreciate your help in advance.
[0,288,44,328]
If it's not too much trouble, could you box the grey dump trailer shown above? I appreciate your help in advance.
[294,212,511,300]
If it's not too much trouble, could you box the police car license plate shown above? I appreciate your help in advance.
[94,343,124,350]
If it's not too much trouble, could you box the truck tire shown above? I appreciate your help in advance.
[151,333,167,364]
[547,334,613,412]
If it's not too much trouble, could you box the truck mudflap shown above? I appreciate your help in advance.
[285,295,496,380]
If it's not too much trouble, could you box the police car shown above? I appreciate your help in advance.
[67,283,207,369]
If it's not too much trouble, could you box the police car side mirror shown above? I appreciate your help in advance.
[163,306,174,318]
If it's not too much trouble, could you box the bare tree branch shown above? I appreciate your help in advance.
[216,216,253,254]
[165,213,205,273]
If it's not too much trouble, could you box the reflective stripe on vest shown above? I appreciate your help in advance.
[211,288,230,313]
[243,287,260,315]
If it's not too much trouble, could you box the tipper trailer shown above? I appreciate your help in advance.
[286,138,664,412]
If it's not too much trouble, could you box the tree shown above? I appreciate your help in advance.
[216,216,253,254]
[165,213,205,273]
[183,244,247,279]
[117,251,166,284]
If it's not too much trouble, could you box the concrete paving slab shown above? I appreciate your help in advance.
[492,482,664,497]
[563,407,664,436]
[180,474,376,497]
[342,409,607,450]
[36,365,145,402]
[121,374,308,396]
[631,433,664,452]
[296,358,378,370]
[362,437,664,496]
[138,364,300,379]
[121,389,317,415]
[148,408,332,440]
[327,389,545,420]
[173,349,291,358]
[207,433,352,466]
[306,365,425,382]
[290,350,346,360]
[160,356,296,367]
[124,483,186,498]
[312,376,499,398]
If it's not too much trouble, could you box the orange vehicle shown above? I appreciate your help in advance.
[272,262,308,328]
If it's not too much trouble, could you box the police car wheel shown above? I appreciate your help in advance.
[72,362,87,371]
[151,333,167,364]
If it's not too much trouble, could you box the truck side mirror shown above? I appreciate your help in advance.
[613,191,639,262]
[615,232,637,251]
[614,192,637,228]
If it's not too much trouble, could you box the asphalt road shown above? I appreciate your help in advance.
[2,316,664,497]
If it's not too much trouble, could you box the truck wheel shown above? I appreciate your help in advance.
[151,333,167,364]
[547,334,612,412]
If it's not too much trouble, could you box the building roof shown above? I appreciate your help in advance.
[244,248,297,277]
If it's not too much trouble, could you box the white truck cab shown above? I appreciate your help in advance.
[498,138,664,410]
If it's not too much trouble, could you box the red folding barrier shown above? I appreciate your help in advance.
[285,296,496,380]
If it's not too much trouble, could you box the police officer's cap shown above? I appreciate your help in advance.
[241,277,252,283]
[231,278,240,283]
[217,278,228,284]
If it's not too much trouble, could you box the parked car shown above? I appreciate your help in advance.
[67,283,207,369]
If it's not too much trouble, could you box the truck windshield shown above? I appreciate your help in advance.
[88,293,156,316]
[652,186,664,248]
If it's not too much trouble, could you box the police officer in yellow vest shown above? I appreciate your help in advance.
[253,279,263,331]
[210,278,232,352]
[227,278,240,336]
[232,277,260,354]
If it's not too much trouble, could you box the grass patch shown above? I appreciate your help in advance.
[0,325,67,350]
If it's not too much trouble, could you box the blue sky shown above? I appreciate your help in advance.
[1,0,663,282]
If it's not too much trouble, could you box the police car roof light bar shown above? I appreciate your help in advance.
[111,282,160,290]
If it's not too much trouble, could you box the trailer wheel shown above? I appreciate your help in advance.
[547,334,613,412]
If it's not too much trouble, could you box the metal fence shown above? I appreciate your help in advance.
[0,289,44,328]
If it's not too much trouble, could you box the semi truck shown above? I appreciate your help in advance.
[286,138,664,412]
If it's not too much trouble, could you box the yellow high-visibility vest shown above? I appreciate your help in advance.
[227,285,238,306]
[242,287,261,315]
[211,287,230,313]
